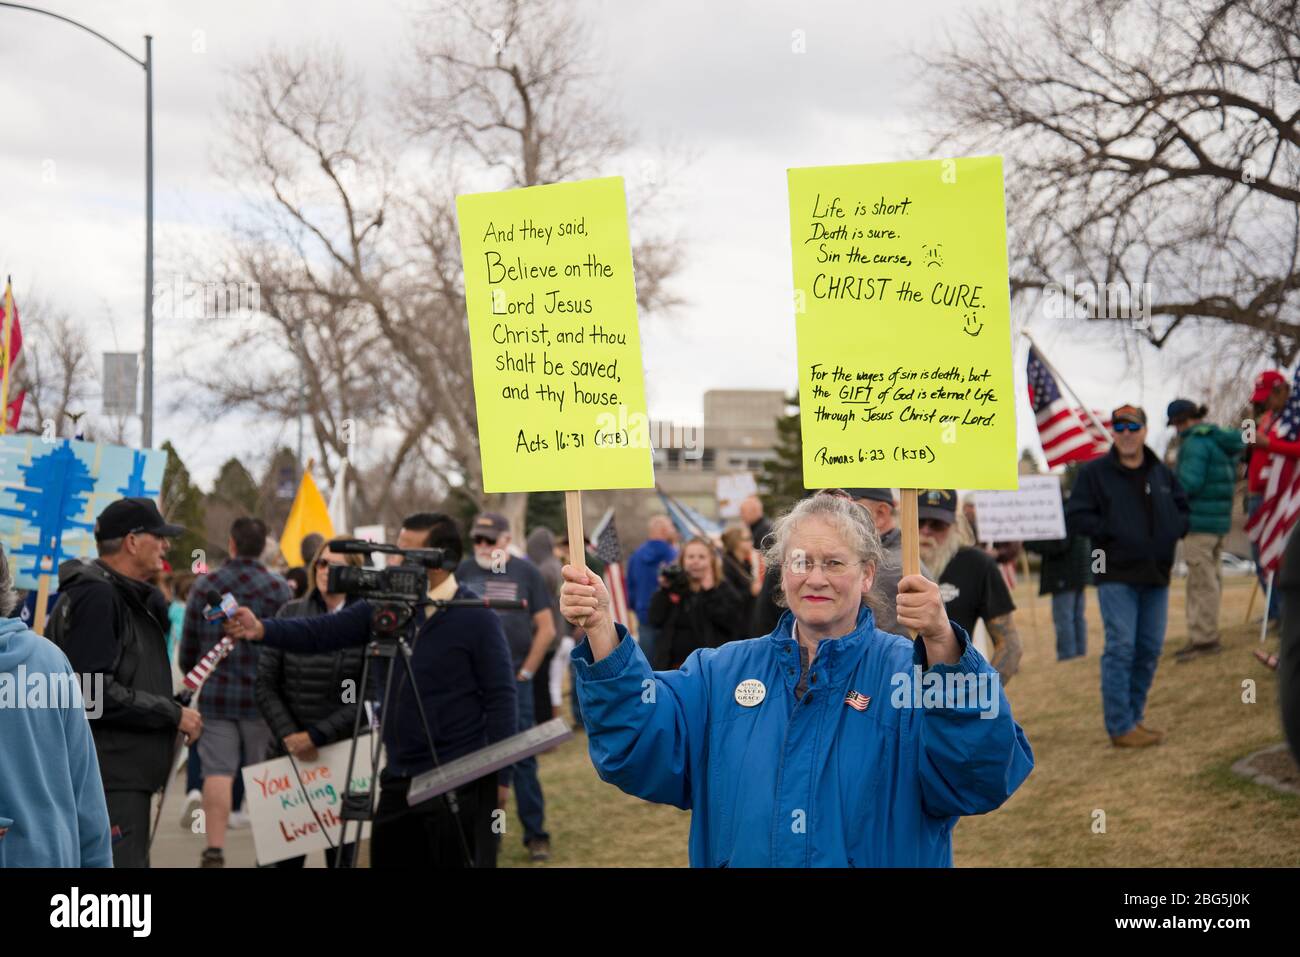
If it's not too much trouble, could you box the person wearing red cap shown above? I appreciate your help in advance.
[1247,370,1297,625]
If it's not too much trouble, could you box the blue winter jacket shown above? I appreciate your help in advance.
[573,606,1033,867]
[625,539,677,622]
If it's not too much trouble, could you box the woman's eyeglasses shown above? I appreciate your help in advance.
[315,559,336,569]
[1112,421,1143,433]
[785,558,861,578]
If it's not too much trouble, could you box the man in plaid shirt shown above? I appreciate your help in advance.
[179,517,291,867]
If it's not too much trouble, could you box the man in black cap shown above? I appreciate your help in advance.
[1066,404,1190,748]
[915,489,1022,684]
[48,497,203,867]
[842,488,932,634]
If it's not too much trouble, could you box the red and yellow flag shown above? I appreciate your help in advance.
[0,279,26,433]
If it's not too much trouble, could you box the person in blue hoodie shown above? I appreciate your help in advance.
[561,492,1034,867]
[624,514,678,666]
[0,546,112,867]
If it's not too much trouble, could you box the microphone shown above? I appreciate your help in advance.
[181,591,240,698]
[201,589,238,622]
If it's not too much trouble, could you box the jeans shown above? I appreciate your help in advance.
[636,621,659,667]
[1097,582,1169,738]
[1051,589,1088,660]
[1246,494,1283,622]
[511,677,548,845]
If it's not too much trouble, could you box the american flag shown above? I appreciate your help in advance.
[844,690,871,712]
[1246,365,1300,573]
[592,508,630,626]
[1027,346,1111,468]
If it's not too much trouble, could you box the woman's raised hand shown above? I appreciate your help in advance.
[560,563,619,661]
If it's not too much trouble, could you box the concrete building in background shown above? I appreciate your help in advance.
[582,389,786,552]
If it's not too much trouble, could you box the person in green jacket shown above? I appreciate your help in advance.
[1168,399,1244,661]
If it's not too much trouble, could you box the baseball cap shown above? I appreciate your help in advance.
[1111,404,1147,426]
[471,512,509,540]
[1251,370,1286,404]
[1165,398,1200,426]
[916,489,957,524]
[94,498,185,541]
[843,488,895,505]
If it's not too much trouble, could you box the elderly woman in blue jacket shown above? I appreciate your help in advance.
[560,492,1033,867]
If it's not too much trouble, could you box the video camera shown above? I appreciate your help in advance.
[324,538,453,606]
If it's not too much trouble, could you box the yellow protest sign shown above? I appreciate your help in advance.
[787,156,1018,490]
[457,177,654,493]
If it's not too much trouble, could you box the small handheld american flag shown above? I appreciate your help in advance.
[592,508,630,626]
[182,637,236,694]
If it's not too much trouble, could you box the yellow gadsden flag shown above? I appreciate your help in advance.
[280,471,334,567]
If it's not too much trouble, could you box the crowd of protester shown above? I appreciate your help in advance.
[1,370,1297,867]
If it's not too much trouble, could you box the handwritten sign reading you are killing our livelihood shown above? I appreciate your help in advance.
[788,156,1017,490]
[458,176,654,493]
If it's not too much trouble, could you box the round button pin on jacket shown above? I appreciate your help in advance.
[735,679,766,707]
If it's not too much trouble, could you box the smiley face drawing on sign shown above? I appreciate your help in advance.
[734,679,766,708]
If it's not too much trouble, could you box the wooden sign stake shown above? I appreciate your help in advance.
[565,490,587,576]
[899,488,920,640]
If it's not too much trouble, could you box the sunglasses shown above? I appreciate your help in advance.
[315,558,336,569]
[919,518,950,533]
[1112,421,1143,433]
[472,535,498,546]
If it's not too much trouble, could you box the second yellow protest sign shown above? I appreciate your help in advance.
[787,156,1018,490]
[458,176,654,493]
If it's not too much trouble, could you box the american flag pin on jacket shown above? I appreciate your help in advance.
[844,690,871,712]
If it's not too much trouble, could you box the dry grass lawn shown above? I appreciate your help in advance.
[499,576,1297,868]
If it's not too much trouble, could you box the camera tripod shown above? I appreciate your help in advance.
[327,594,526,868]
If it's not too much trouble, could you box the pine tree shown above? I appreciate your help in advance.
[525,490,566,538]
[159,442,208,574]
[211,458,259,514]
[757,390,804,516]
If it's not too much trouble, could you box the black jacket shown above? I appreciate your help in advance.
[1025,534,1093,595]
[260,586,517,781]
[648,580,741,670]
[751,564,784,639]
[722,557,758,641]
[1065,446,1190,586]
[48,559,181,792]
[255,593,366,755]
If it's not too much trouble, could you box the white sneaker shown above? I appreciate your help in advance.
[228,810,251,830]
[180,790,201,830]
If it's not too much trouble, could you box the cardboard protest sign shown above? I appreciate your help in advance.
[457,176,654,493]
[241,738,374,866]
[0,435,166,589]
[972,474,1067,542]
[787,156,1017,490]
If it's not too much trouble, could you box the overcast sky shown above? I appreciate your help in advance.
[0,0,1213,489]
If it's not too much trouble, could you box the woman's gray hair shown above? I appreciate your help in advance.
[0,545,18,618]
[762,493,889,611]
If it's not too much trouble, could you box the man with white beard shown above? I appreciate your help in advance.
[456,512,556,862]
[916,490,1022,684]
